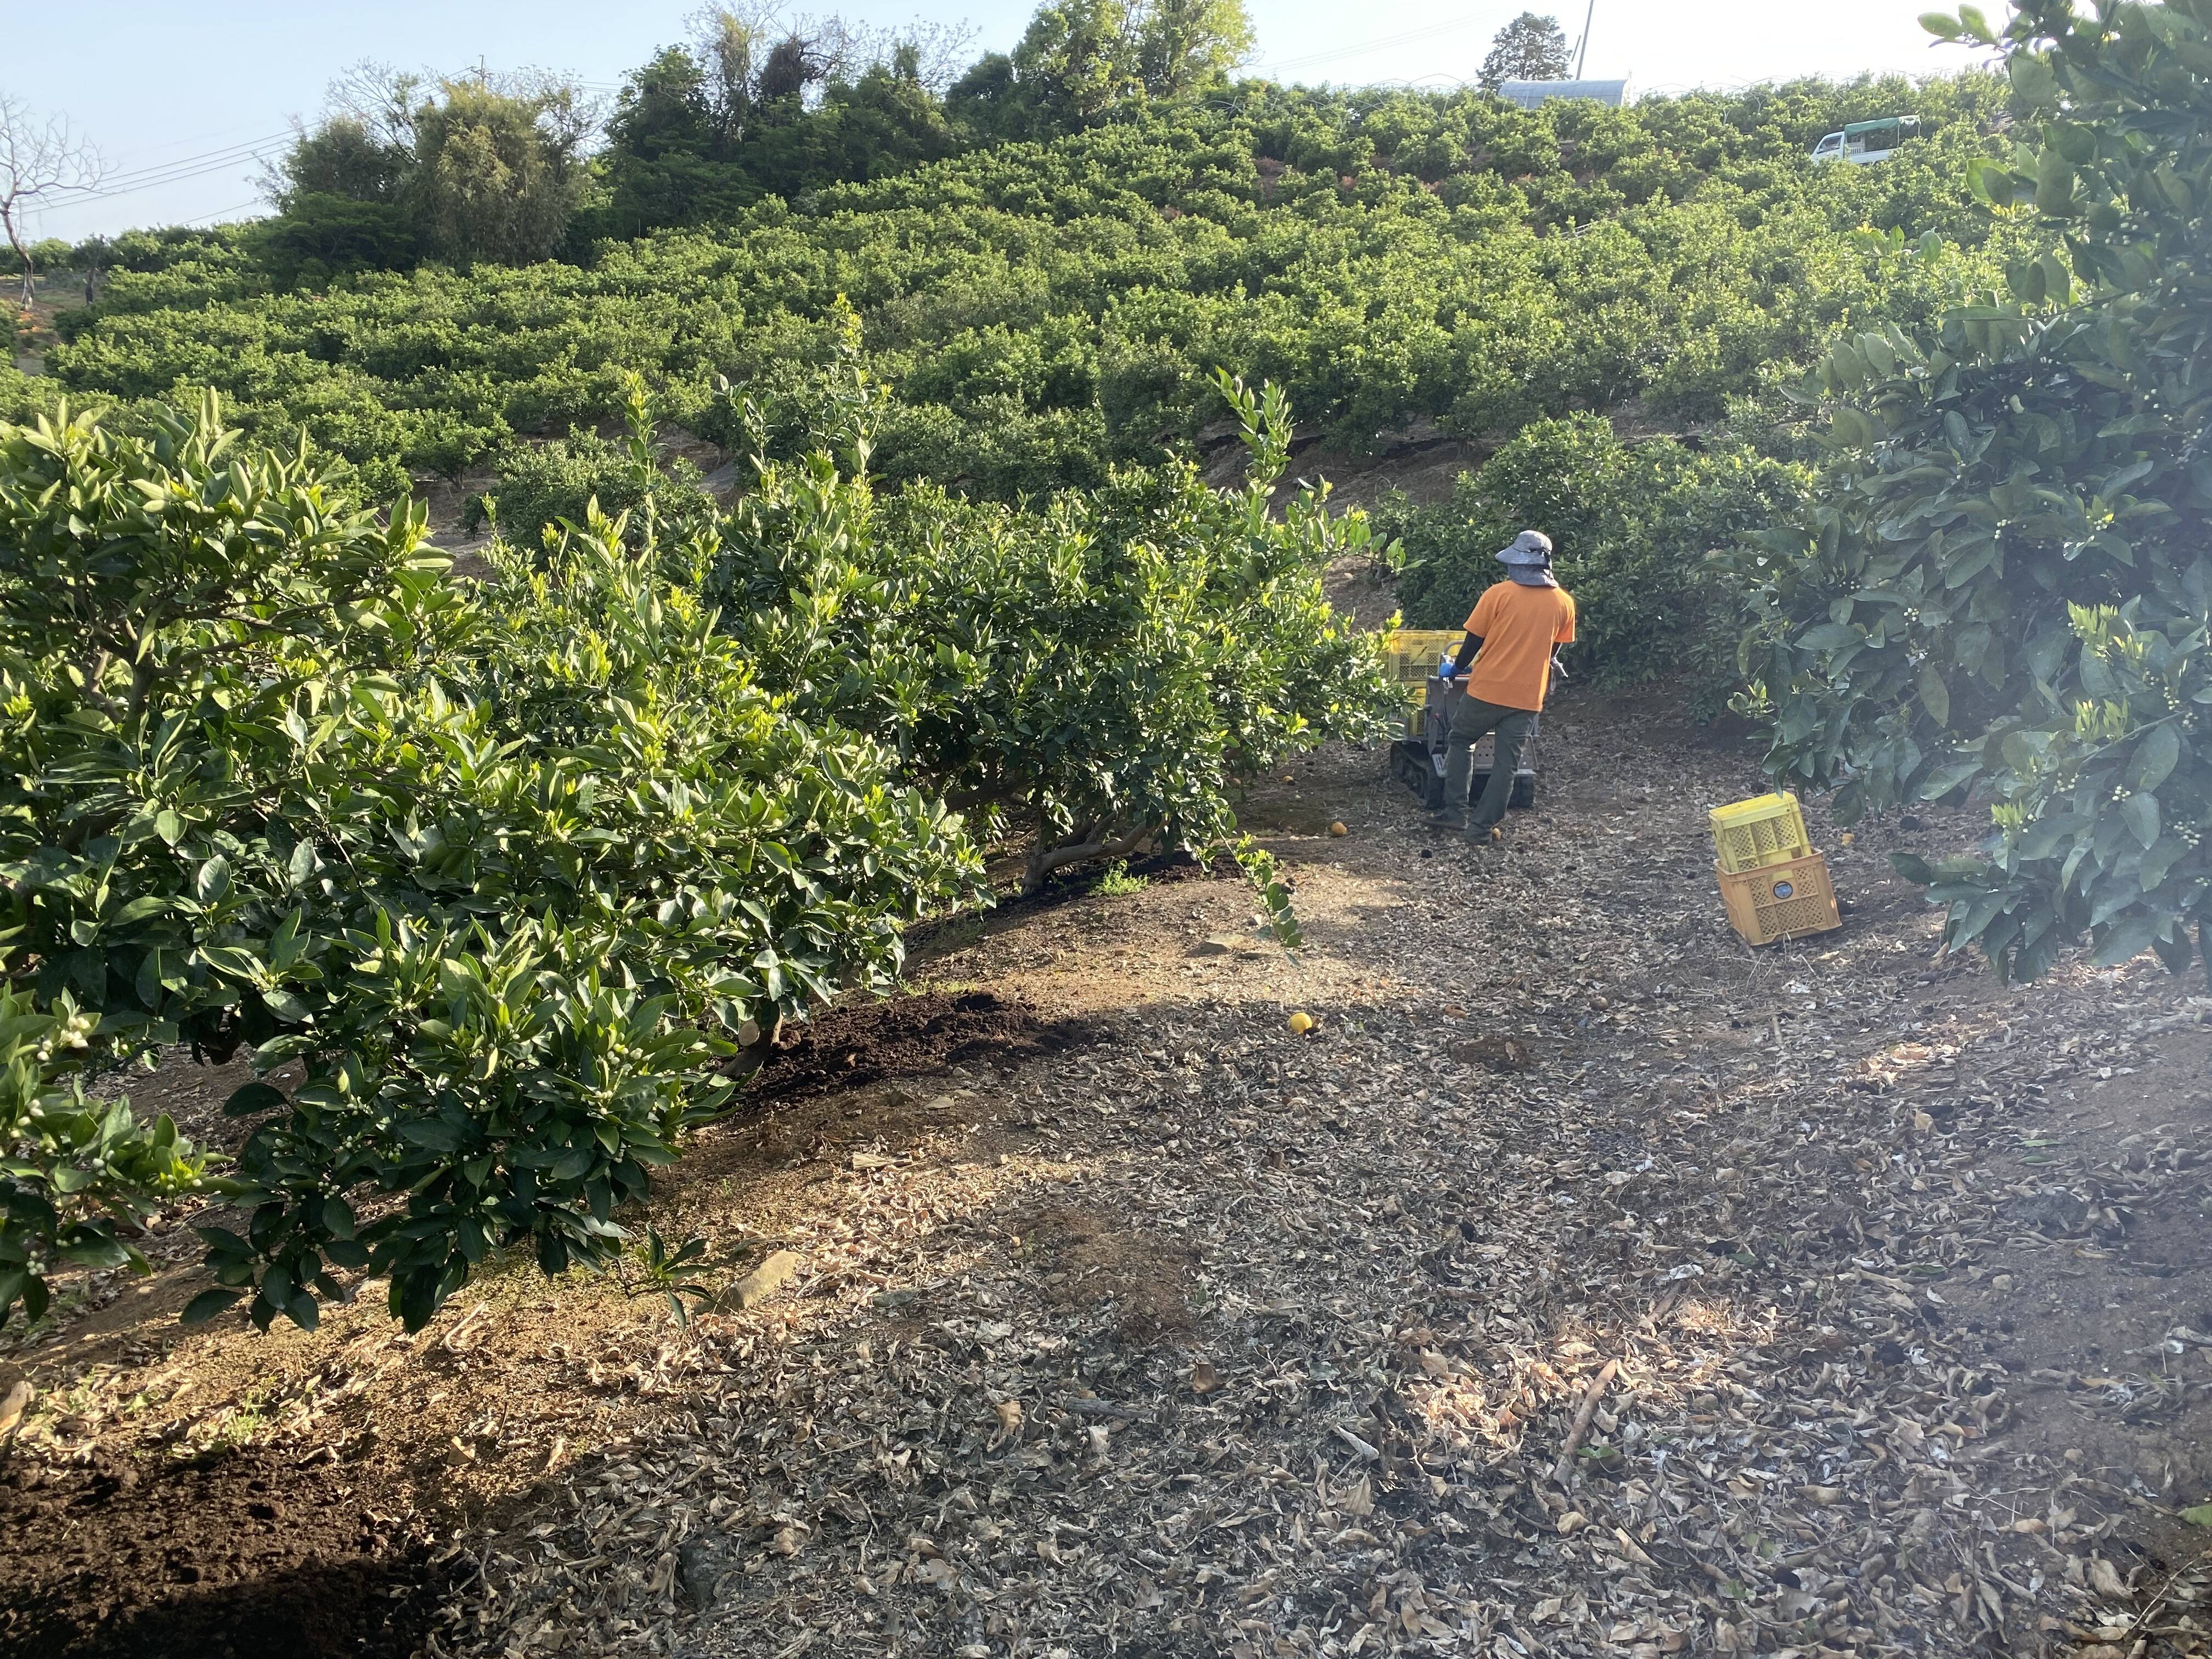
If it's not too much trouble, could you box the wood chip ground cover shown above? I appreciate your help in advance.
[7,691,2212,1659]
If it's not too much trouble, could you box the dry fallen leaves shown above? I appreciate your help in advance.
[188,724,2202,1659]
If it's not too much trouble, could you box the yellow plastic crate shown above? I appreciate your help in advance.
[1381,629,1464,686]
[1709,791,1813,874]
[1718,851,1841,946]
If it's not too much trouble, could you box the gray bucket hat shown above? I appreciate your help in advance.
[1496,530,1553,567]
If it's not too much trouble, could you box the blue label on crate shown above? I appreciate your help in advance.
[1772,880,1795,899]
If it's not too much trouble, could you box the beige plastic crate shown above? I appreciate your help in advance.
[1382,629,1463,686]
[1709,792,1814,874]
[1718,851,1841,946]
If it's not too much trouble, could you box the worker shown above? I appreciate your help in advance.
[1427,529,1576,843]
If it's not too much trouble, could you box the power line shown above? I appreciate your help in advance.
[97,133,292,186]
[53,129,290,193]
[180,196,271,227]
[103,118,284,160]
[39,133,292,208]
[49,141,290,207]
[63,133,292,193]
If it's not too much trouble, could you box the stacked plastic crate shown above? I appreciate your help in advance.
[1708,793,1842,946]
[1380,630,1463,736]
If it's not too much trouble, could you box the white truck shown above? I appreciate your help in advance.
[1812,115,1920,165]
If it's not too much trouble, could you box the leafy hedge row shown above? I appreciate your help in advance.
[713,369,1399,890]
[1735,1,2212,984]
[1380,414,1817,702]
[0,375,1391,1334]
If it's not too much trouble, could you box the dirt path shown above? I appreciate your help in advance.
[439,703,2212,1658]
[8,694,2212,1659]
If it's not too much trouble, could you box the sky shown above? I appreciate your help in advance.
[7,0,1991,245]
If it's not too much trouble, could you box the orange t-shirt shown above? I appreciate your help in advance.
[1462,580,1577,712]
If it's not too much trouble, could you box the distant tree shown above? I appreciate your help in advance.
[258,65,591,272]
[69,233,111,304]
[274,116,410,204]
[737,63,962,199]
[602,8,973,230]
[1479,12,1572,92]
[946,51,1023,131]
[409,77,594,266]
[689,5,859,141]
[260,108,418,274]
[609,45,717,157]
[602,46,748,232]
[870,20,984,94]
[987,0,1252,136]
[1012,0,1139,128]
[1133,0,1255,98]
[0,94,103,306]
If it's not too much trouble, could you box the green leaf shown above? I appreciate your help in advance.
[263,990,312,1023]
[194,855,232,906]
[2131,724,2181,793]
[57,1234,134,1269]
[1917,759,1980,801]
[399,1116,468,1152]
[1917,664,1951,727]
[1796,622,1860,653]
[2008,52,2060,109]
[224,1082,289,1118]
[2180,1504,2212,1529]
[2121,792,2160,849]
[2153,926,2194,975]
[2094,913,2160,967]
[182,1288,244,1324]
[111,895,170,928]
[2035,150,2076,215]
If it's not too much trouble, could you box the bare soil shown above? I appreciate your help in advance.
[2,1444,451,1659]
[738,989,1097,1108]
[5,689,2212,1659]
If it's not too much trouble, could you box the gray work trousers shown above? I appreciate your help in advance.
[1438,694,1535,830]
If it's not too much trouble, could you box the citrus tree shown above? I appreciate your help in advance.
[1735,1,2212,980]
[0,395,975,1331]
[705,368,1403,896]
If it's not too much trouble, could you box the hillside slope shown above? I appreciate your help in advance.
[12,75,2018,517]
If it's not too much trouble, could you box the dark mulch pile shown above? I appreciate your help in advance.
[744,989,1099,1105]
[0,1444,451,1659]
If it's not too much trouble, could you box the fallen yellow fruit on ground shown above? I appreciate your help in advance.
[1839,832,1855,847]
[1288,1011,1315,1034]
[1328,821,1348,837]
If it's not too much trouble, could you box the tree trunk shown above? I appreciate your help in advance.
[1022,825,1152,896]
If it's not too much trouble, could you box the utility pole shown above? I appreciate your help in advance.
[1575,0,1595,78]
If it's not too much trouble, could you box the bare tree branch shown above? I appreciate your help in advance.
[322,61,424,150]
[0,93,104,307]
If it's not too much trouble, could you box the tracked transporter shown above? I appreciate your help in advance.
[1381,630,1538,812]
